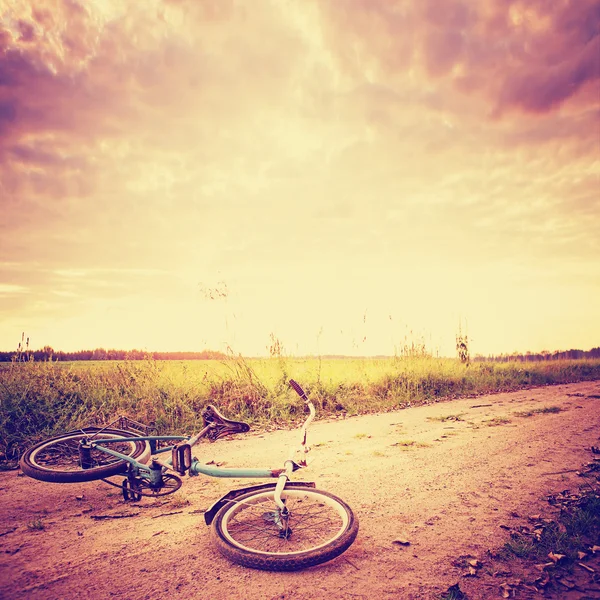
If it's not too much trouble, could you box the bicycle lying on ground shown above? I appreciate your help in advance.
[19,380,359,571]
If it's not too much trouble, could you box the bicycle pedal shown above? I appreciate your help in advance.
[172,443,192,475]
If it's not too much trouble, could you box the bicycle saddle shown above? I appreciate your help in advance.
[202,405,250,441]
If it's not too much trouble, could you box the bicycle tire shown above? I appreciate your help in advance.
[211,484,358,571]
[19,428,151,483]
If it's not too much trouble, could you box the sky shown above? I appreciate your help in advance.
[0,0,599,358]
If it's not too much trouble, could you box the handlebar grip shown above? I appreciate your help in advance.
[288,379,309,402]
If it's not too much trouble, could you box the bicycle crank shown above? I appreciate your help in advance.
[102,474,183,500]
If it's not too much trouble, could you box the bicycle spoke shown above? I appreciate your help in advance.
[29,433,141,472]
[230,528,282,544]
[222,491,346,554]
[21,428,150,484]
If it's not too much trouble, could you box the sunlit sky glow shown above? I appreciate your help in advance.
[1,0,599,357]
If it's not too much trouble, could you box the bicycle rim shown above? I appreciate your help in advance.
[212,486,358,570]
[20,428,150,483]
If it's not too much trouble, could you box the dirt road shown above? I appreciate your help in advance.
[1,381,599,599]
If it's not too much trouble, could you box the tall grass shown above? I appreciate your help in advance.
[1,356,599,466]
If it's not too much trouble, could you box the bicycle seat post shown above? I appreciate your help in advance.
[78,439,94,470]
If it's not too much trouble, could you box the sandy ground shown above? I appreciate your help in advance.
[1,380,599,600]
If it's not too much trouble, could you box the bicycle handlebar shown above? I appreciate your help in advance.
[288,379,309,402]
[285,380,315,469]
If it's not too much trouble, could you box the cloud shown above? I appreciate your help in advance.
[497,35,600,114]
[317,0,600,117]
[0,283,27,294]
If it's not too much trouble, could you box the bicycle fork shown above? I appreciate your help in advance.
[270,379,316,537]
[269,461,294,537]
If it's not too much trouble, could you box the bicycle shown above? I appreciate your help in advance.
[19,379,359,571]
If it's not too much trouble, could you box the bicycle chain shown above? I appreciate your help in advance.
[101,475,182,498]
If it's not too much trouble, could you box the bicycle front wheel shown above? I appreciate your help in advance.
[19,428,151,483]
[211,485,359,571]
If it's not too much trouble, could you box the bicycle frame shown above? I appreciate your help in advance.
[83,386,316,503]
[88,435,292,478]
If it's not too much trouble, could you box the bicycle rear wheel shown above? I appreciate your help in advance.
[211,485,358,571]
[19,428,151,483]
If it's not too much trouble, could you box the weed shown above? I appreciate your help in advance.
[392,439,416,447]
[456,322,470,366]
[354,433,368,439]
[394,440,432,448]
[537,405,562,414]
[514,406,562,417]
[372,450,386,457]
[501,500,599,563]
[562,493,600,537]
[27,518,45,531]
[501,536,536,559]
[427,413,465,423]
[167,493,191,508]
[440,583,467,600]
[499,476,600,569]
[483,417,511,426]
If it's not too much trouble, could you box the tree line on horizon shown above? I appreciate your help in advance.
[474,347,600,362]
[1,346,599,363]
[1,347,229,362]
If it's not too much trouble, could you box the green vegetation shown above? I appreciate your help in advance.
[27,518,45,531]
[440,583,467,600]
[513,406,562,417]
[500,490,600,566]
[167,493,192,508]
[483,416,512,426]
[391,439,432,449]
[427,413,465,422]
[1,356,600,466]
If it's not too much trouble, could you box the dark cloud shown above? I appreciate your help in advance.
[0,100,16,135]
[498,106,600,149]
[422,0,472,28]
[0,0,304,153]
[318,0,600,117]
[0,49,89,150]
[16,20,36,43]
[8,143,87,169]
[497,36,600,114]
[0,3,148,150]
[0,27,11,51]
[423,28,464,77]
[0,49,40,87]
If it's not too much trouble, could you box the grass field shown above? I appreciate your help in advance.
[2,355,600,466]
